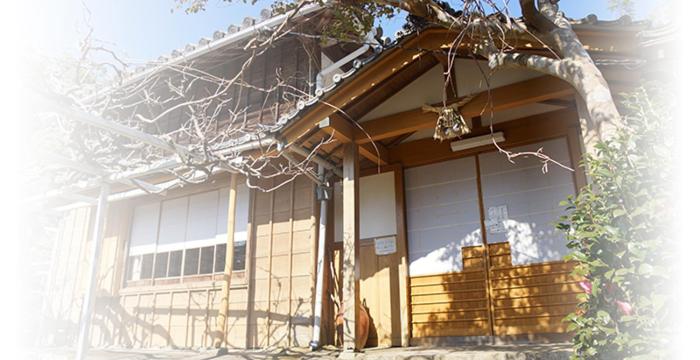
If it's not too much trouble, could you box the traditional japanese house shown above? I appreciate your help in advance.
[39,5,666,352]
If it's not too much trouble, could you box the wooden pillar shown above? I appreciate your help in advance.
[214,173,239,348]
[394,166,411,347]
[341,143,361,352]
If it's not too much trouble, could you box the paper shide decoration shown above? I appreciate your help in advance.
[423,95,475,141]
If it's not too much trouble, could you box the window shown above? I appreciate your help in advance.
[140,254,154,280]
[199,246,215,275]
[168,250,183,277]
[183,248,200,276]
[214,244,226,273]
[125,183,250,285]
[153,252,168,278]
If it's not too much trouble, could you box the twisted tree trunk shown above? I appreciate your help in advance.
[371,0,621,144]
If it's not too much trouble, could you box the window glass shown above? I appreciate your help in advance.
[199,246,215,275]
[126,184,250,283]
[140,253,154,280]
[168,250,183,277]
[214,244,226,273]
[183,248,200,276]
[153,252,169,278]
[233,242,246,271]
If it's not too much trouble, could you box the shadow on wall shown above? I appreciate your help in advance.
[409,222,581,340]
[37,285,312,350]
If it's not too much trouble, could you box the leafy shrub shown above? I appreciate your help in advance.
[558,85,673,359]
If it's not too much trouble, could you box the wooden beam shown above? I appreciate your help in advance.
[319,116,389,166]
[342,143,361,351]
[539,98,575,107]
[214,173,239,348]
[282,26,642,147]
[356,76,575,145]
[388,108,578,168]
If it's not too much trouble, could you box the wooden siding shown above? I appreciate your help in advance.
[409,243,581,339]
[409,246,490,338]
[45,175,318,350]
[246,176,316,348]
[488,242,582,336]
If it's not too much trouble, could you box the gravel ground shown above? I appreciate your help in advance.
[22,343,572,360]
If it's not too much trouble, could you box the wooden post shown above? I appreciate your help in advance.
[341,143,360,353]
[393,165,411,347]
[213,174,239,348]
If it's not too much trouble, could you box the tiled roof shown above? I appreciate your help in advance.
[115,12,657,138]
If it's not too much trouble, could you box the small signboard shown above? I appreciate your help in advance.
[374,236,397,256]
[485,205,509,234]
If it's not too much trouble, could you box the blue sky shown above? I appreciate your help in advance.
[26,0,661,63]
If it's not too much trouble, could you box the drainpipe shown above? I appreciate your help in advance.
[315,29,379,93]
[310,166,331,350]
[75,183,110,360]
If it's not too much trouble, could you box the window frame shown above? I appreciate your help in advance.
[122,186,250,288]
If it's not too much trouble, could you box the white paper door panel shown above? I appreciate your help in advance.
[129,202,160,255]
[405,157,483,276]
[157,197,189,252]
[478,137,575,265]
[217,188,230,243]
[233,184,250,244]
[334,171,397,242]
[184,190,219,249]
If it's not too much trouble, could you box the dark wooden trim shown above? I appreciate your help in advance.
[388,108,578,169]
[474,155,495,337]
[355,76,574,145]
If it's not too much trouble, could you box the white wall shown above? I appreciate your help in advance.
[405,157,483,276]
[334,171,397,242]
[360,65,444,122]
[478,138,575,265]
[453,59,541,97]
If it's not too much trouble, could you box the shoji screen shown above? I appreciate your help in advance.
[129,202,160,255]
[405,157,483,276]
[478,137,576,265]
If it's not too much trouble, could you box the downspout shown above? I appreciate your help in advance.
[310,165,331,350]
[315,29,380,93]
[75,183,110,360]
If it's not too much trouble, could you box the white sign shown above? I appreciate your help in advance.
[486,205,509,234]
[374,236,397,256]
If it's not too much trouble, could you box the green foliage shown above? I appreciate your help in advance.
[558,85,673,359]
